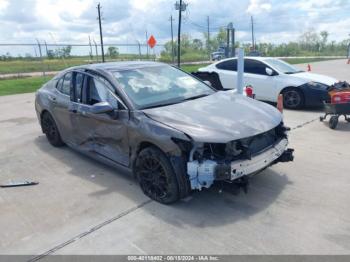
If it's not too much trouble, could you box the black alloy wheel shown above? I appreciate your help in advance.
[283,88,304,109]
[135,147,179,204]
[41,112,65,147]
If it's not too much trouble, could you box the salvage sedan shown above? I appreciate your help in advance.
[35,62,294,204]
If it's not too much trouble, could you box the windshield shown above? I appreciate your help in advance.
[113,65,215,109]
[265,59,302,74]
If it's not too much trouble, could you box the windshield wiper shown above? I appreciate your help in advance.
[142,101,182,110]
[142,94,211,110]
[285,70,304,74]
[183,93,211,101]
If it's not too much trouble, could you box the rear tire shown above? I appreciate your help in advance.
[282,88,304,109]
[41,112,65,147]
[135,146,180,204]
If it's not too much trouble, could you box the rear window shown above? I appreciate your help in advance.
[56,72,72,96]
[216,59,237,71]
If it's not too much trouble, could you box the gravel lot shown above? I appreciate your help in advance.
[0,59,349,258]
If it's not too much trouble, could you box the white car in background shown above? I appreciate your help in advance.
[196,57,337,109]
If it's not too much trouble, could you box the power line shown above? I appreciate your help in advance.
[183,17,225,30]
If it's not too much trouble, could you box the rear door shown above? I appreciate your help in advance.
[51,72,75,143]
[69,71,130,166]
[214,59,238,89]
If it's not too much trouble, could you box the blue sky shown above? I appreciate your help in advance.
[0,0,349,55]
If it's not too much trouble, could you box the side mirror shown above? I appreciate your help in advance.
[203,80,212,86]
[265,68,274,76]
[90,102,114,114]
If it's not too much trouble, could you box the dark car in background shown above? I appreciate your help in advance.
[35,62,294,204]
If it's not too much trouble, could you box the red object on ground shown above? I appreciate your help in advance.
[147,35,157,49]
[307,64,311,71]
[245,85,254,97]
[330,91,350,104]
[277,94,284,113]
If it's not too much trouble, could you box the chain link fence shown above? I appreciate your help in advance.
[0,42,165,78]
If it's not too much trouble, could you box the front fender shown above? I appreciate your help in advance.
[128,111,192,169]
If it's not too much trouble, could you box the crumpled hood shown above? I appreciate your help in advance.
[292,72,337,86]
[143,91,282,143]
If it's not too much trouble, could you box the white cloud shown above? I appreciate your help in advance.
[0,0,349,55]
[0,0,8,12]
[36,0,93,26]
[246,0,271,14]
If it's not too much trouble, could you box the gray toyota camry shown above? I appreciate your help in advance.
[35,61,294,204]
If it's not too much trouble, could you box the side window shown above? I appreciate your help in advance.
[216,60,237,71]
[244,60,268,75]
[87,77,119,109]
[74,73,84,103]
[56,78,63,92]
[60,72,72,95]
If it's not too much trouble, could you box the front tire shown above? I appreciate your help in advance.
[282,88,304,109]
[135,146,180,204]
[329,116,338,129]
[41,112,65,147]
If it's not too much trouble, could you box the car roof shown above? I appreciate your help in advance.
[72,61,166,72]
[213,56,277,64]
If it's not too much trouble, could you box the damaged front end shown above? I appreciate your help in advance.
[186,122,294,190]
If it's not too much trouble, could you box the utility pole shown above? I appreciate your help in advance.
[169,15,175,64]
[207,16,210,60]
[97,3,105,62]
[175,0,187,67]
[251,16,255,50]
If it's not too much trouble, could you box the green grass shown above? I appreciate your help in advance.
[0,57,339,75]
[181,63,209,73]
[0,55,156,75]
[0,57,339,96]
[0,59,86,74]
[282,57,338,64]
[0,76,51,96]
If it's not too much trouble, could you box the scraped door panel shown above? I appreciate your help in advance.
[69,73,130,167]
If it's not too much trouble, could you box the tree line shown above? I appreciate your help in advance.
[160,28,350,61]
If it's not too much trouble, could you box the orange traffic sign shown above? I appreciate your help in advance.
[147,35,157,49]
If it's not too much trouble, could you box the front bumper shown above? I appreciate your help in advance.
[187,138,294,190]
[230,138,291,179]
[301,86,330,107]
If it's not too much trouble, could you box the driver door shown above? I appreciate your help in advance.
[69,71,130,167]
[243,59,277,101]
